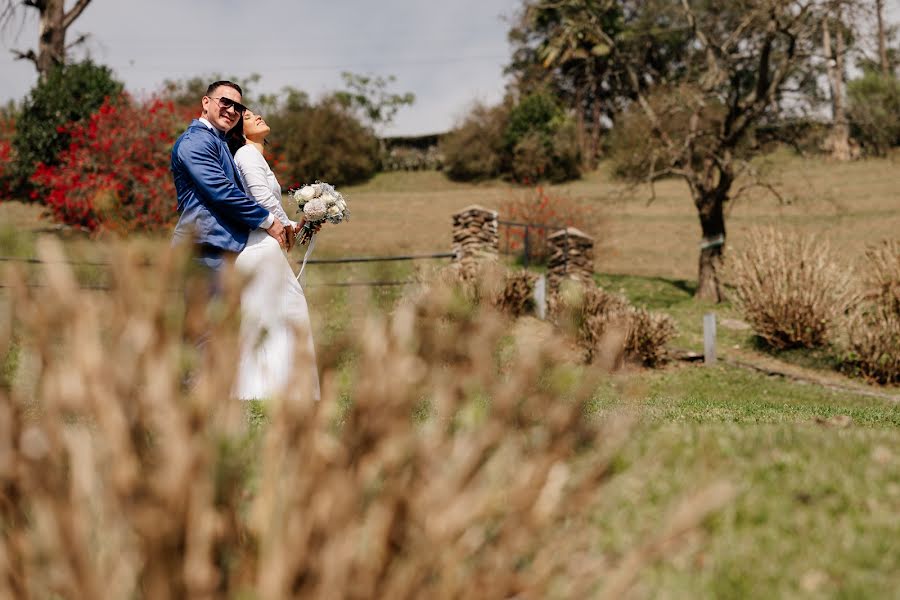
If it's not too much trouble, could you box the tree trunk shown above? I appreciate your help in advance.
[7,0,93,78]
[823,17,851,161]
[588,64,601,168]
[36,0,66,76]
[876,0,890,77]
[589,93,602,168]
[695,193,726,303]
[574,85,588,170]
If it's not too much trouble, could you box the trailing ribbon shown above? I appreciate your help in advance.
[296,233,317,284]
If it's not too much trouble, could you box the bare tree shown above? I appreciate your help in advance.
[822,2,851,160]
[875,0,890,75]
[510,0,824,302]
[1,0,92,77]
[606,0,820,301]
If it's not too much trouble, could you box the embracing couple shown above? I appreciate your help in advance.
[170,80,319,401]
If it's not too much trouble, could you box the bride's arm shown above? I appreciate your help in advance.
[235,149,293,226]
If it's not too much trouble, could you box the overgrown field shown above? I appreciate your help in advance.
[1,154,898,597]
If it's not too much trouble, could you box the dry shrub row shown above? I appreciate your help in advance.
[728,229,899,384]
[843,240,900,384]
[0,239,728,599]
[843,306,900,385]
[550,283,677,368]
[627,308,680,369]
[727,227,856,350]
[493,269,539,317]
[446,263,676,369]
[861,239,900,317]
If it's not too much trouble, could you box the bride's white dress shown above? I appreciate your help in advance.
[233,144,319,401]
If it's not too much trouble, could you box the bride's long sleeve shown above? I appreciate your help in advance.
[235,148,294,226]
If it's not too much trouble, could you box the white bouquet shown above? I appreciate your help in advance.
[290,182,350,246]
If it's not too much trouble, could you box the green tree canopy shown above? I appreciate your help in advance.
[13,59,122,192]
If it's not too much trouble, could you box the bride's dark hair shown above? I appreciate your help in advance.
[225,117,246,156]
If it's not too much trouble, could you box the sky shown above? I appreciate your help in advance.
[2,1,898,136]
[0,0,523,136]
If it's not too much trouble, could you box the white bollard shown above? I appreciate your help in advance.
[703,313,717,365]
[534,275,547,320]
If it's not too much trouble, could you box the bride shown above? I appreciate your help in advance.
[226,109,319,401]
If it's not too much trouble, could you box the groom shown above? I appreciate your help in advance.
[171,80,286,274]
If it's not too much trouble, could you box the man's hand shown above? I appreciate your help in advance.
[285,223,298,252]
[265,219,287,249]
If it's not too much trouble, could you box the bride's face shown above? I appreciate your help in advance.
[242,110,271,141]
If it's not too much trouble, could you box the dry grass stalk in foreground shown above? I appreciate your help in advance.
[1,239,731,599]
[727,227,857,350]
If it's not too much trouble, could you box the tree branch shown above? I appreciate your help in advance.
[623,63,677,152]
[62,0,91,30]
[65,32,87,50]
[729,159,786,213]
[11,47,37,66]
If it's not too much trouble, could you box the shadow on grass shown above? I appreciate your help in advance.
[749,336,844,372]
[595,272,697,309]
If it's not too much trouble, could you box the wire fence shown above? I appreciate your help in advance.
[497,220,566,268]
[0,251,457,291]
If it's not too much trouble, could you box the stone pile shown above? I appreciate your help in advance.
[452,205,499,266]
[547,227,595,293]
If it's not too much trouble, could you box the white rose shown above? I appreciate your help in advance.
[303,198,328,221]
[322,192,340,207]
[336,199,347,212]
[298,185,317,201]
[326,205,341,218]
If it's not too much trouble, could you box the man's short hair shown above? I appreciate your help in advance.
[206,80,243,97]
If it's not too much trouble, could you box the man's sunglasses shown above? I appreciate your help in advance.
[208,96,248,115]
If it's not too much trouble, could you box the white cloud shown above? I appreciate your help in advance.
[0,0,521,135]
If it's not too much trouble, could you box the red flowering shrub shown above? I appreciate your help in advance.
[30,95,181,233]
[0,116,14,200]
[0,140,12,200]
[500,185,599,264]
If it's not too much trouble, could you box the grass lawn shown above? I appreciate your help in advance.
[585,361,900,598]
[2,153,899,597]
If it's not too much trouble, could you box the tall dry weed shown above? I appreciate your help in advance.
[727,227,856,350]
[0,238,730,598]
